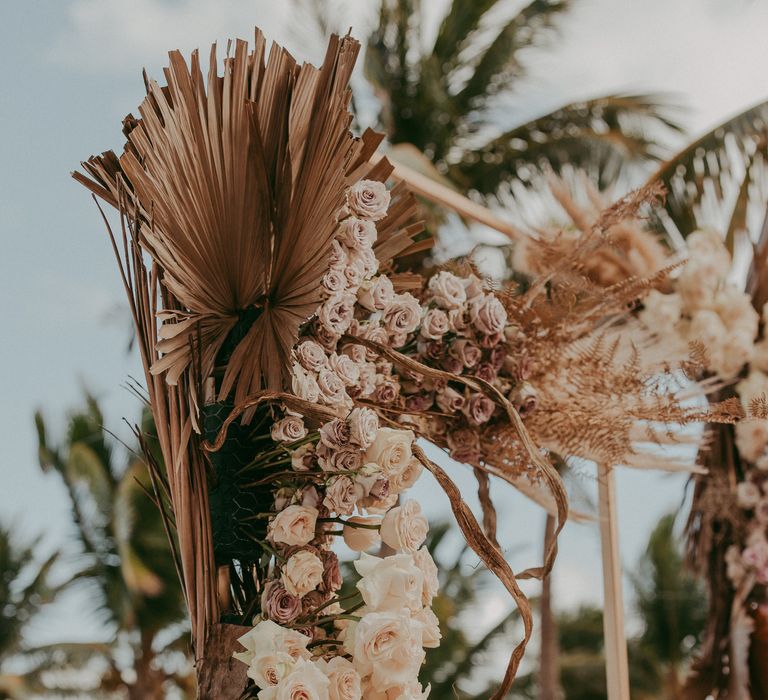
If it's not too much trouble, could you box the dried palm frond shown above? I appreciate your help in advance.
[76,32,403,413]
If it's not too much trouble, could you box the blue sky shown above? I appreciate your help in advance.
[2,0,768,647]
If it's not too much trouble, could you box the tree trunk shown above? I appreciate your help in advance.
[195,623,251,699]
[539,513,561,700]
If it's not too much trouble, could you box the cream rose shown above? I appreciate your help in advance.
[350,611,425,691]
[295,340,327,372]
[354,552,424,613]
[281,550,325,598]
[329,239,348,270]
[348,407,379,449]
[413,547,439,606]
[428,271,467,310]
[358,275,395,312]
[269,505,318,546]
[317,368,351,407]
[342,516,382,551]
[389,457,423,494]
[272,415,308,443]
[365,427,414,479]
[246,652,294,689]
[380,500,429,553]
[414,607,441,648]
[258,658,330,700]
[470,293,507,335]
[347,180,391,221]
[329,353,360,387]
[291,364,320,403]
[349,245,379,279]
[322,267,347,294]
[323,657,362,700]
[383,293,422,336]
[339,217,377,249]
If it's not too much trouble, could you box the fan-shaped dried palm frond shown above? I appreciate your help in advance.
[75,31,388,411]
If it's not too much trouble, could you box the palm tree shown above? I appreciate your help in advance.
[0,526,63,699]
[33,394,193,699]
[645,99,768,247]
[632,513,707,699]
[364,0,682,199]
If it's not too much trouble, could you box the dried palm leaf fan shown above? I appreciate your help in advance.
[74,30,427,695]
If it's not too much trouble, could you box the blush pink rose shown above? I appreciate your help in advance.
[269,505,318,546]
[380,500,429,553]
[347,179,391,221]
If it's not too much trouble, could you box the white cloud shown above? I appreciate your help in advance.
[49,0,292,75]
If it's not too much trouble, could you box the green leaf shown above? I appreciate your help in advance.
[65,442,113,523]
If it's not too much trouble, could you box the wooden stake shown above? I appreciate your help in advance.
[597,463,631,700]
[370,152,525,240]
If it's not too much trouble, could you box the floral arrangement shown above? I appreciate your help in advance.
[228,180,439,698]
[637,229,768,695]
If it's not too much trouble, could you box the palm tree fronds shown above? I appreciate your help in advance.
[453,93,683,195]
[646,98,768,239]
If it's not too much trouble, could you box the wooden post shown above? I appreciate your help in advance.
[597,463,631,700]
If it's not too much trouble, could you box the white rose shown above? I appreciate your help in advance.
[347,180,391,221]
[259,658,330,700]
[269,505,318,546]
[358,275,395,312]
[350,611,425,691]
[412,547,439,606]
[428,271,467,310]
[292,363,320,403]
[271,416,308,443]
[420,308,449,340]
[469,293,507,335]
[247,652,294,690]
[323,657,362,700]
[383,293,422,337]
[234,620,310,675]
[380,500,429,553]
[414,607,441,648]
[712,330,754,379]
[365,427,415,479]
[752,340,768,373]
[355,552,424,614]
[339,217,377,249]
[342,516,382,551]
[281,550,325,598]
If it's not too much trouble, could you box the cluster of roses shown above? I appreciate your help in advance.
[639,231,768,594]
[400,270,519,464]
[234,181,439,699]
